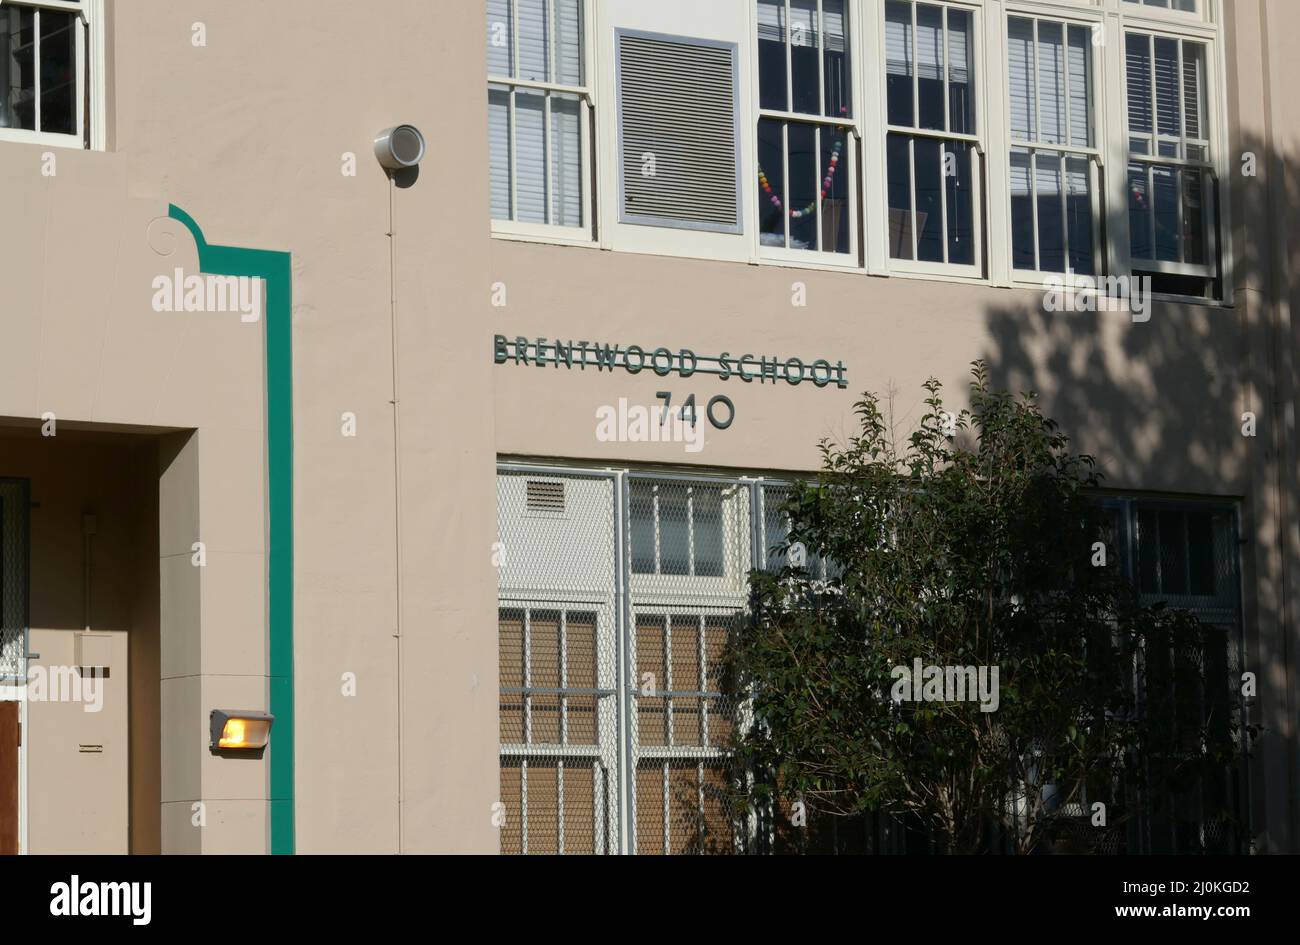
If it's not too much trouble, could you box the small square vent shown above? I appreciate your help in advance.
[526,479,566,513]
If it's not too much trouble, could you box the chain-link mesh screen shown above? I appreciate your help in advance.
[759,483,839,580]
[1131,502,1246,854]
[0,479,29,682]
[626,476,751,854]
[496,470,1247,855]
[496,470,621,854]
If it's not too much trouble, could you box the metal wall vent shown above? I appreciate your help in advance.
[526,479,566,513]
[617,30,741,233]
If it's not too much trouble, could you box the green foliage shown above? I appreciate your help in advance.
[727,362,1248,854]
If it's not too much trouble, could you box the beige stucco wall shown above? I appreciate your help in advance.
[0,0,1296,853]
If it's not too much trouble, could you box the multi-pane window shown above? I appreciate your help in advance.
[1125,0,1198,13]
[486,0,591,233]
[756,0,856,256]
[1124,31,1214,277]
[0,1,84,143]
[499,606,611,855]
[630,480,726,578]
[1007,16,1098,276]
[884,0,980,270]
[633,611,736,854]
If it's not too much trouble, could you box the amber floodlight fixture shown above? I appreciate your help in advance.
[209,709,274,753]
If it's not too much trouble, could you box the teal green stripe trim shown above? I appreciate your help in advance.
[169,204,295,855]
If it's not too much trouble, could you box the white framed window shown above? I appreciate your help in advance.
[754,0,859,263]
[1006,13,1102,277]
[0,0,102,149]
[883,0,983,277]
[1124,0,1199,16]
[1123,28,1217,288]
[487,0,594,243]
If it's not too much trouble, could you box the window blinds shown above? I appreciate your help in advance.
[487,0,585,227]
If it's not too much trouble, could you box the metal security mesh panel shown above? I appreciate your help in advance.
[626,475,750,854]
[1130,501,1247,854]
[758,483,838,580]
[0,479,29,682]
[496,470,621,854]
[617,31,741,232]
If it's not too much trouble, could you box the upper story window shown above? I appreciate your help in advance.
[483,1,1228,301]
[1124,29,1214,295]
[884,0,980,274]
[755,0,856,258]
[1125,0,1198,13]
[486,0,593,240]
[0,0,97,148]
[1007,14,1098,276]
[630,479,726,579]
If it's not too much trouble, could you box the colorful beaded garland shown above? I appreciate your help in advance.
[758,134,844,220]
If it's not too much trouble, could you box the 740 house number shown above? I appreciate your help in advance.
[657,391,734,430]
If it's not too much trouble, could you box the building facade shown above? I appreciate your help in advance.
[0,0,1297,854]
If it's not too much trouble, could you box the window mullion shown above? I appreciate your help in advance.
[782,121,791,247]
[908,135,918,259]
[815,124,824,252]
[940,140,949,264]
[817,0,825,118]
[511,0,520,79]
[1060,151,1070,272]
[785,0,793,113]
[1147,162,1156,263]
[34,8,42,133]
[544,92,554,226]
[1064,21,1073,147]
[508,89,519,220]
[1032,17,1040,157]
[942,6,950,134]
[911,1,919,129]
[1030,147,1040,271]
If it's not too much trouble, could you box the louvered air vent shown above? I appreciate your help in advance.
[617,31,741,233]
[526,479,566,513]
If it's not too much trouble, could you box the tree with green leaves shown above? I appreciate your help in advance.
[729,362,1248,854]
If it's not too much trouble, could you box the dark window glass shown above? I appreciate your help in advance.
[39,10,75,135]
[788,121,817,250]
[659,488,690,576]
[1157,510,1188,595]
[0,6,36,131]
[758,117,786,247]
[887,133,914,259]
[946,142,974,264]
[885,1,913,126]
[630,481,657,574]
[914,137,943,262]
[693,487,724,578]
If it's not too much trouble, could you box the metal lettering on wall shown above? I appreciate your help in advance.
[493,335,848,389]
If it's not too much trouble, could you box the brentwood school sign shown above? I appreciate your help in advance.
[494,335,847,389]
